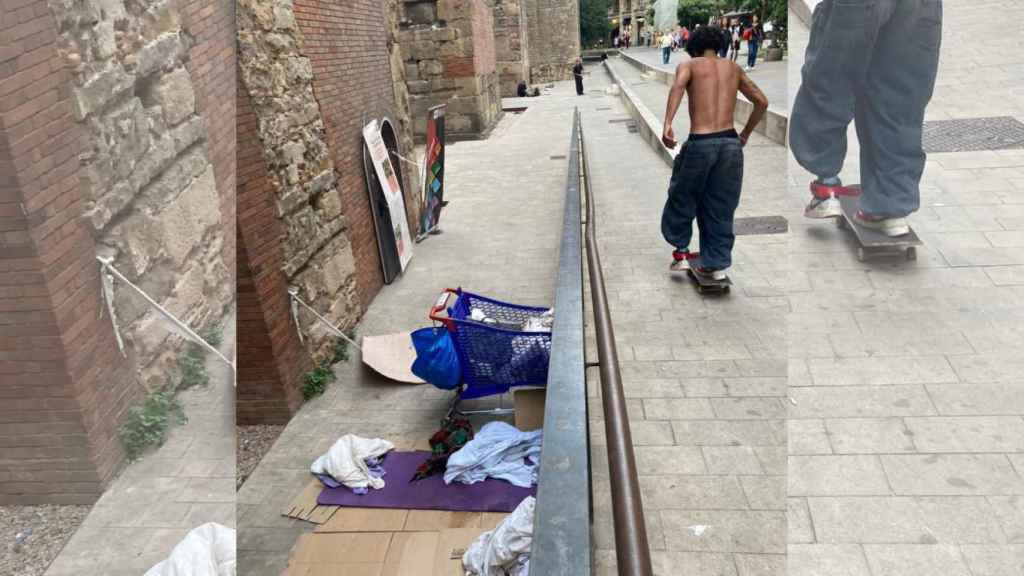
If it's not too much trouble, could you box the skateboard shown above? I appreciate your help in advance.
[672,256,732,295]
[836,195,922,262]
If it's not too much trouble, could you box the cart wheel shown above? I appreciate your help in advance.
[856,247,867,262]
[906,247,917,261]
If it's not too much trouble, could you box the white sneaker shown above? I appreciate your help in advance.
[805,196,841,219]
[695,266,727,281]
[854,212,910,237]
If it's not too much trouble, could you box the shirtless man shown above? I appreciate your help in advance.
[660,25,769,280]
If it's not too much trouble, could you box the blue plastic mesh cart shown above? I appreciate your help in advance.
[429,288,552,405]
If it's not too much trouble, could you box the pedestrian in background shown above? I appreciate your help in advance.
[730,25,742,62]
[661,31,673,64]
[745,17,763,70]
[573,58,584,96]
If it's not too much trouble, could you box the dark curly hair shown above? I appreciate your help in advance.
[686,25,727,58]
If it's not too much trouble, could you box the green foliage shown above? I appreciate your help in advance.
[677,0,718,28]
[201,323,223,348]
[177,345,209,389]
[302,365,336,400]
[118,390,186,461]
[580,0,612,48]
[331,332,355,365]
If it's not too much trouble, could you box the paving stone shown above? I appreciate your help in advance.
[862,544,971,576]
[640,475,750,510]
[949,355,1024,383]
[881,454,1024,496]
[787,544,872,576]
[826,418,917,454]
[734,553,785,576]
[634,446,708,475]
[710,398,786,420]
[621,379,687,398]
[788,498,816,544]
[988,496,1024,543]
[808,496,1006,544]
[904,416,1024,452]
[650,551,739,576]
[789,419,832,454]
[703,447,764,475]
[806,356,957,386]
[789,385,937,418]
[643,398,716,420]
[741,476,785,510]
[789,455,892,496]
[754,447,787,475]
[661,510,786,553]
[672,420,786,447]
[927,383,1024,415]
[960,544,1024,576]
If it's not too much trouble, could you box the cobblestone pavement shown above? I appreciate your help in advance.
[786,3,1024,575]
[621,46,788,117]
[235,88,583,575]
[44,313,237,576]
[590,59,789,575]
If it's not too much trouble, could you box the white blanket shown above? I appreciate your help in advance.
[463,496,535,576]
[444,422,542,488]
[310,434,394,489]
[144,523,236,576]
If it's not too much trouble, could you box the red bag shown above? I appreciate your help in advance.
[743,28,753,41]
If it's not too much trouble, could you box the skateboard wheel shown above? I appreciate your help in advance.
[906,247,917,261]
[856,247,867,262]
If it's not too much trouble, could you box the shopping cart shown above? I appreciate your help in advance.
[429,288,552,415]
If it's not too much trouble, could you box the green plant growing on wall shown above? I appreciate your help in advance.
[118,390,186,461]
[331,332,356,365]
[302,365,336,400]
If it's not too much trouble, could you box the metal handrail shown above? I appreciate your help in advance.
[580,112,654,575]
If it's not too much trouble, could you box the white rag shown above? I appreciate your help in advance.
[143,523,236,576]
[462,496,535,576]
[310,434,394,490]
[444,422,542,488]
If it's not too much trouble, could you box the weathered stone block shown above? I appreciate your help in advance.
[407,80,431,94]
[137,32,183,77]
[151,67,196,126]
[71,63,135,121]
[404,1,437,25]
[418,59,443,76]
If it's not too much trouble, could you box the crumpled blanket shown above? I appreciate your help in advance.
[444,422,542,488]
[311,434,394,490]
[143,523,236,576]
[412,416,474,482]
[462,496,535,576]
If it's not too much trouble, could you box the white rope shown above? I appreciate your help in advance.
[99,265,126,358]
[287,287,362,351]
[96,257,236,376]
[392,151,421,170]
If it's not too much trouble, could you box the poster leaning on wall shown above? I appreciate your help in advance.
[364,119,414,273]
[417,104,446,241]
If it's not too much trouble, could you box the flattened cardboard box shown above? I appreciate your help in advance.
[283,528,480,576]
[514,388,546,431]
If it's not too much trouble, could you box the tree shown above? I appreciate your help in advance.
[580,0,612,48]
[676,0,717,28]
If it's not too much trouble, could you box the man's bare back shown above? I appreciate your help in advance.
[662,51,768,148]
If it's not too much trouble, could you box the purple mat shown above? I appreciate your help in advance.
[316,451,536,513]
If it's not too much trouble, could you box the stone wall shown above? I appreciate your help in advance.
[400,0,503,140]
[492,0,530,96]
[0,0,233,503]
[524,0,581,83]
[236,0,420,423]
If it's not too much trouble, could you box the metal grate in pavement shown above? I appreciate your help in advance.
[922,116,1024,153]
[608,118,633,123]
[550,155,567,160]
[734,215,788,235]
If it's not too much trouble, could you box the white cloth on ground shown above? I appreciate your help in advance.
[444,421,542,488]
[462,496,535,576]
[143,522,236,576]
[310,434,394,489]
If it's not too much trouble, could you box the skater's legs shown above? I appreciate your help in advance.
[790,0,891,181]
[698,138,744,270]
[856,0,942,217]
[662,143,710,252]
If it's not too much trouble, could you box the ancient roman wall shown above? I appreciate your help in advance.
[492,0,529,96]
[524,0,581,83]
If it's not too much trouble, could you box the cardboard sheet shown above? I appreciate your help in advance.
[361,333,425,384]
[282,480,339,524]
[284,528,480,576]
[514,388,546,431]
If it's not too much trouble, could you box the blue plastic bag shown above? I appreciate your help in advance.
[410,327,462,390]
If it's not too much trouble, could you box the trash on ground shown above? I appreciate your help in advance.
[444,422,542,488]
[361,332,425,384]
[310,435,394,490]
[462,495,535,576]
[143,522,236,576]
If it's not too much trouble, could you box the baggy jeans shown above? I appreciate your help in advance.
[661,131,744,270]
[790,0,942,217]
[747,40,759,68]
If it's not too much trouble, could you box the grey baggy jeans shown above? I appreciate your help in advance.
[790,0,943,217]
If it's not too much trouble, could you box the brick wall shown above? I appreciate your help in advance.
[0,0,134,504]
[294,0,418,309]
[178,0,237,284]
[235,76,310,425]
[472,0,498,75]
